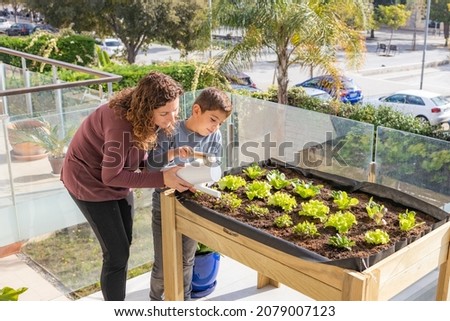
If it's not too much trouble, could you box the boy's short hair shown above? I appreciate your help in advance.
[194,87,233,117]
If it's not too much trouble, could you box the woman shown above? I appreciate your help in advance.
[61,71,191,301]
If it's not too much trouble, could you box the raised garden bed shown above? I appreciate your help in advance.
[160,159,450,300]
[178,159,449,272]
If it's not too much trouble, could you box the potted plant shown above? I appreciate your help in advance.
[0,286,27,301]
[6,119,48,161]
[21,121,76,175]
[191,243,221,298]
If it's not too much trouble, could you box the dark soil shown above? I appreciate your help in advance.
[182,164,440,262]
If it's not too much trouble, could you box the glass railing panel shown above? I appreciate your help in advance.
[230,95,286,168]
[1,63,25,90]
[0,115,18,246]
[4,109,96,242]
[287,111,374,181]
[5,104,152,293]
[229,95,375,181]
[21,188,153,293]
[375,126,450,209]
[61,86,106,113]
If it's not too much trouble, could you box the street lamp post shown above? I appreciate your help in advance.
[208,0,212,59]
[420,0,431,90]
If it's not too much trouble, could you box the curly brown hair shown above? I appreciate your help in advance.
[109,71,183,150]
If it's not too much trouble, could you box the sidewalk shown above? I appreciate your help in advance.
[0,253,69,301]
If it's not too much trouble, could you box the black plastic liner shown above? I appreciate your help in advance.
[177,158,450,272]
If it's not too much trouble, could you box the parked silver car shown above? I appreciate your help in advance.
[298,87,333,101]
[0,17,11,33]
[366,89,450,125]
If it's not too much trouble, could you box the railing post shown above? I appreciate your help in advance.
[25,70,33,115]
[21,57,33,116]
[1,115,16,206]
[0,62,9,115]
[368,161,376,183]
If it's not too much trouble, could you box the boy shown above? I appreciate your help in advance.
[147,87,233,301]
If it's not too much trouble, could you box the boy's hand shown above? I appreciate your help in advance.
[174,146,194,160]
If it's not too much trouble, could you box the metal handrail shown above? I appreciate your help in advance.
[0,46,122,97]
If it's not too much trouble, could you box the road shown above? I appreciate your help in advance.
[136,28,450,99]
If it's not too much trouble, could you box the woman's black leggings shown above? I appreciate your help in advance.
[69,192,134,301]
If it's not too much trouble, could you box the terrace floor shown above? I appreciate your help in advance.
[1,252,439,301]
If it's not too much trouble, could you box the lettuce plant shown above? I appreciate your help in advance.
[266,169,292,190]
[245,204,269,217]
[217,175,246,191]
[215,193,242,212]
[365,197,387,225]
[364,229,390,245]
[292,221,320,237]
[324,211,357,234]
[331,190,359,210]
[243,163,267,180]
[328,234,355,251]
[292,180,322,199]
[398,209,424,232]
[245,180,272,200]
[268,191,297,212]
[274,214,293,228]
[298,199,329,222]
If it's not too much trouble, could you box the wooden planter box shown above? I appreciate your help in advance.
[161,190,450,301]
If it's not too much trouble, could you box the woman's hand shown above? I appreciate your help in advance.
[162,166,193,192]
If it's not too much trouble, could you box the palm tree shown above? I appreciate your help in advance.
[214,0,369,104]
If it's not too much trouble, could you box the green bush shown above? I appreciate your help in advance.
[0,33,95,71]
[103,62,228,92]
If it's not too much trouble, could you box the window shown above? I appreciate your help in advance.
[431,96,450,106]
[385,94,406,103]
[406,96,425,105]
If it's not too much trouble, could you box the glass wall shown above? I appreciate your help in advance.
[375,126,450,209]
[229,95,375,181]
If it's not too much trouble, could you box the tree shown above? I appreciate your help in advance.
[214,0,369,105]
[24,0,170,64]
[429,0,450,47]
[24,0,213,64]
[24,0,99,30]
[2,0,28,22]
[98,1,171,64]
[160,0,211,59]
[375,4,411,47]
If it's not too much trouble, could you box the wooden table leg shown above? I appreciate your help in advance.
[436,244,450,300]
[257,272,280,288]
[161,189,184,301]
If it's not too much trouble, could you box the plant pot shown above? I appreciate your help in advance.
[7,120,48,161]
[191,251,221,298]
[10,142,47,161]
[48,156,65,175]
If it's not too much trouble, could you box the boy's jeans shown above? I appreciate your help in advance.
[150,190,197,301]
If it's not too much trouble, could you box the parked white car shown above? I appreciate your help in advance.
[366,89,450,125]
[0,17,12,33]
[96,38,124,57]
